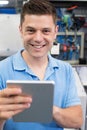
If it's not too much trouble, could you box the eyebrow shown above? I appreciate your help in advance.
[25,26,35,29]
[25,26,52,31]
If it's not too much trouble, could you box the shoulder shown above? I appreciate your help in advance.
[49,56,74,80]
[0,55,13,70]
[0,56,12,68]
[0,51,19,77]
[50,55,73,71]
[0,55,14,89]
[0,50,21,70]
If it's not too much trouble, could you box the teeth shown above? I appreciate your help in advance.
[34,46,42,49]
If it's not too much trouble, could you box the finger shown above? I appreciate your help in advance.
[0,87,22,97]
[7,85,21,89]
[0,109,24,120]
[0,103,31,111]
[0,96,32,104]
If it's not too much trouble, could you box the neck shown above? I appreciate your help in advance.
[22,50,48,80]
[22,50,48,67]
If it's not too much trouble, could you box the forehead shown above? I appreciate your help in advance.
[22,14,55,27]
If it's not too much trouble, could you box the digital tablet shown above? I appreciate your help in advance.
[6,80,55,123]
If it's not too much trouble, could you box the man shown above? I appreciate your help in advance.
[0,0,83,130]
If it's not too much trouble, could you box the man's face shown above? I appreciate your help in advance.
[19,14,58,59]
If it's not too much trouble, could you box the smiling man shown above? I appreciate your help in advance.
[21,15,57,59]
[0,0,83,130]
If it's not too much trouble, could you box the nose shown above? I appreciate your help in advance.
[33,31,43,43]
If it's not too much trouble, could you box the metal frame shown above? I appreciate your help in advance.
[57,32,84,64]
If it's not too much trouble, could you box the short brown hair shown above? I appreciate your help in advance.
[20,0,57,25]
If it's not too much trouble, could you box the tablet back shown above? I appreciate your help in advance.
[7,80,54,123]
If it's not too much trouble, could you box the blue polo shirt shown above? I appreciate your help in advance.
[0,49,81,130]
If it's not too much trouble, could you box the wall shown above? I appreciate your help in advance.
[0,14,23,57]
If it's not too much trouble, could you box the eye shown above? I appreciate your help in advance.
[27,29,35,33]
[42,29,51,35]
[26,28,36,34]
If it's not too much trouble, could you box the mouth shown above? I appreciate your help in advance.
[30,44,46,49]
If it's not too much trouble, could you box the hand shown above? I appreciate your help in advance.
[0,87,32,121]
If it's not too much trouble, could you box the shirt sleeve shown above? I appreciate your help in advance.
[64,65,81,107]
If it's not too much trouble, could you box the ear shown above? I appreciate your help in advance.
[19,25,23,38]
[54,25,58,39]
[55,25,58,33]
[19,25,22,33]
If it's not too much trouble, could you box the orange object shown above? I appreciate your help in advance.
[67,5,78,11]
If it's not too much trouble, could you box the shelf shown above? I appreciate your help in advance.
[57,32,84,35]
[50,0,87,8]
[57,32,84,59]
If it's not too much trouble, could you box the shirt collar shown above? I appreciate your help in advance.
[48,54,59,69]
[13,49,27,71]
[13,49,59,71]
